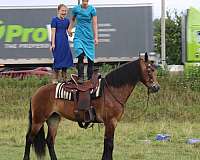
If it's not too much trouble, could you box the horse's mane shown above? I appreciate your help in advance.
[105,59,140,87]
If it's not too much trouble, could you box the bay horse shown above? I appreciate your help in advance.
[23,53,160,160]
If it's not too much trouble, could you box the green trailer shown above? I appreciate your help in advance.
[183,7,200,68]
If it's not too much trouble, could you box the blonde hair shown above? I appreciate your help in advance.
[57,4,67,11]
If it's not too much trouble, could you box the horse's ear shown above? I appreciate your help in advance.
[145,52,148,62]
[139,52,141,58]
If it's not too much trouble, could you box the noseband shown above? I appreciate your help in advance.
[146,63,154,84]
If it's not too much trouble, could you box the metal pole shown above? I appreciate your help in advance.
[161,0,166,67]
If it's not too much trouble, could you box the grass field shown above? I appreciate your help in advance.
[1,71,200,160]
[1,119,200,160]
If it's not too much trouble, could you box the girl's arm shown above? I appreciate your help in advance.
[92,16,98,46]
[68,16,76,37]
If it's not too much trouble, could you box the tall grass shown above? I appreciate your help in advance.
[0,76,49,119]
[125,69,200,122]
[1,66,200,121]
[1,66,200,159]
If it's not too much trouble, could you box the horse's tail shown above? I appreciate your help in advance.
[27,99,32,134]
[28,99,46,158]
[33,126,46,158]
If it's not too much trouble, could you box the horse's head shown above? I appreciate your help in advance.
[139,53,160,93]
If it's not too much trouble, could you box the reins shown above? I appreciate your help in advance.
[104,78,150,120]
[104,78,124,107]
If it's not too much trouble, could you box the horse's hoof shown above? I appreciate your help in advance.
[23,156,29,160]
[102,156,113,160]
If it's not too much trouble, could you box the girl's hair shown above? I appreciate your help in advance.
[57,4,67,11]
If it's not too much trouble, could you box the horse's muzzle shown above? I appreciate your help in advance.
[149,83,160,93]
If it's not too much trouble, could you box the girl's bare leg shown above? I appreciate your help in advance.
[52,70,59,84]
[61,69,67,82]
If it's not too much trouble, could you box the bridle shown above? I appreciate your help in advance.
[146,63,154,84]
[103,63,152,120]
[145,62,158,90]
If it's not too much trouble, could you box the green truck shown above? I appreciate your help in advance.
[182,7,200,68]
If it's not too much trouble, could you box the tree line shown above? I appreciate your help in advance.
[153,10,182,65]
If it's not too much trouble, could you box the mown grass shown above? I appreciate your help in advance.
[1,119,200,160]
[1,66,200,159]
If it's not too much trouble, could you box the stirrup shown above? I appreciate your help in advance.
[78,121,94,129]
[85,107,96,123]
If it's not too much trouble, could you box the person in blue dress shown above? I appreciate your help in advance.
[50,4,73,83]
[68,0,98,83]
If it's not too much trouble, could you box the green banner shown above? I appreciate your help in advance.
[187,7,200,62]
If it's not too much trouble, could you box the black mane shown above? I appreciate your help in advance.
[105,59,141,87]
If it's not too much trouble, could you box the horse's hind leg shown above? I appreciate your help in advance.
[23,102,45,160]
[23,131,32,160]
[23,123,45,160]
[46,112,61,160]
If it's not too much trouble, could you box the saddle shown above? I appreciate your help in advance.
[65,73,99,92]
[63,71,101,128]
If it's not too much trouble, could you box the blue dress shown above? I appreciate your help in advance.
[72,5,97,61]
[51,17,73,70]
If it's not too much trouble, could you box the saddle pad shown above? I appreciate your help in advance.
[55,78,103,101]
[55,82,73,100]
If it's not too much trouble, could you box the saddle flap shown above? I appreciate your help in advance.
[77,90,91,110]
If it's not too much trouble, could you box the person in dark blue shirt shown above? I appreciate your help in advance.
[50,4,73,83]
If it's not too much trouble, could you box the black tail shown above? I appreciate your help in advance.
[29,99,46,158]
[27,100,32,133]
[33,126,46,158]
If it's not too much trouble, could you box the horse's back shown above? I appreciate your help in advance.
[31,83,78,121]
[32,83,56,99]
[31,84,57,120]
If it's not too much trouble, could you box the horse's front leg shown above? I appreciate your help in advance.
[102,118,117,160]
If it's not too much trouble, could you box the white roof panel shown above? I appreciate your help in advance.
[0,0,153,7]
